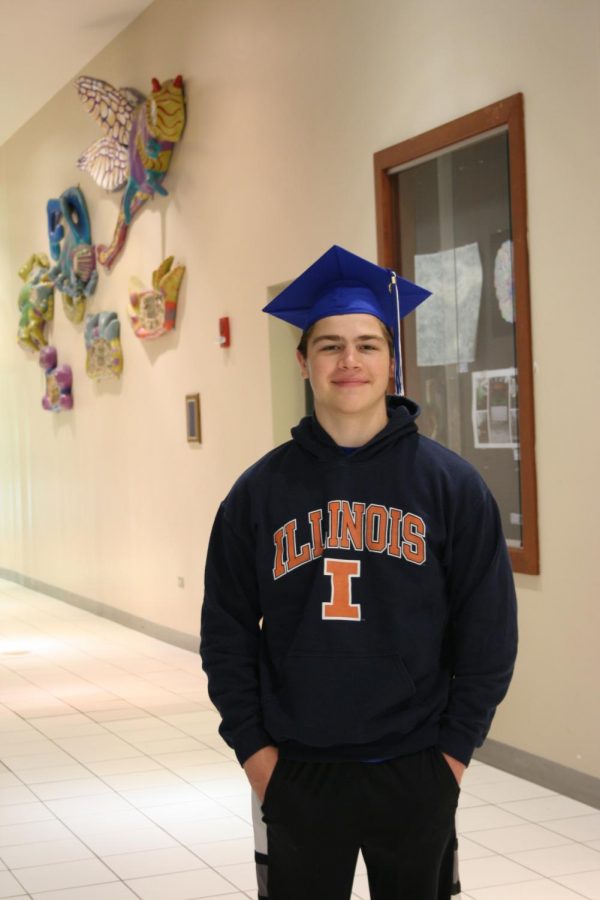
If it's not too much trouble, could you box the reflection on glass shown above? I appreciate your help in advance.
[395,131,522,547]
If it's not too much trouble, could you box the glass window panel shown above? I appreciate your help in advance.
[394,131,523,548]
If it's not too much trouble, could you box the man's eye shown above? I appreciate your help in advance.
[359,344,377,351]
[320,344,340,351]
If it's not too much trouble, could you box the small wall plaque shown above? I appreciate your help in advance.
[186,393,201,443]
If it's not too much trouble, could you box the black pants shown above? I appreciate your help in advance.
[253,748,461,900]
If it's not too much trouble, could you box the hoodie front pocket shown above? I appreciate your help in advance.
[272,652,416,746]
[261,757,283,813]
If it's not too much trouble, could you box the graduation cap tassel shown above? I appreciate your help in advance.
[391,272,404,396]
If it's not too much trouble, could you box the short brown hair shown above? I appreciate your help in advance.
[296,320,394,358]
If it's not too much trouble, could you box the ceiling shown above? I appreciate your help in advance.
[0,0,156,146]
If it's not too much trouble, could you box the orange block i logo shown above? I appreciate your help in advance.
[322,559,362,621]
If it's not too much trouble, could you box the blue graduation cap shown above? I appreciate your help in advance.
[263,245,431,395]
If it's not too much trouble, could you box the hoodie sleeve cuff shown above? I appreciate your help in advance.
[234,725,276,767]
[436,727,477,768]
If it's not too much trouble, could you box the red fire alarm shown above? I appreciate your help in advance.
[218,317,231,348]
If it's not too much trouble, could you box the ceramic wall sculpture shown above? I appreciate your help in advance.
[75,74,186,271]
[17,254,55,352]
[47,187,98,324]
[128,256,185,339]
[84,311,123,380]
[39,347,73,411]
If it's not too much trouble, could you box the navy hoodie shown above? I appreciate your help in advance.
[200,397,517,768]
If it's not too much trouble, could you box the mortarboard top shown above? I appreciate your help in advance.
[262,245,431,395]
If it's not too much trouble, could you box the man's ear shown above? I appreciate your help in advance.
[296,349,309,379]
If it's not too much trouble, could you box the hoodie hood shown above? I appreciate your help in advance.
[290,395,421,462]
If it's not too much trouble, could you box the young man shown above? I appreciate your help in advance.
[200,245,518,900]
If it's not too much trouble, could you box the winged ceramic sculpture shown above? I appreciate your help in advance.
[17,254,55,352]
[47,187,98,324]
[128,256,185,339]
[39,347,73,411]
[75,74,186,272]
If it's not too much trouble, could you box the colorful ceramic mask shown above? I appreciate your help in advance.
[128,256,185,339]
[75,74,186,271]
[84,311,123,379]
[17,254,55,352]
[39,346,73,411]
[46,187,98,324]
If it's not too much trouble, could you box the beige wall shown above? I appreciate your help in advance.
[1,0,599,778]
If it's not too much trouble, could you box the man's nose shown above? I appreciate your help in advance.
[339,347,359,367]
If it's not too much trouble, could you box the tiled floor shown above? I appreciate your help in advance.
[0,578,598,900]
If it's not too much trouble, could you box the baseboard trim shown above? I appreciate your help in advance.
[1,567,598,809]
[474,739,599,809]
[0,567,199,654]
